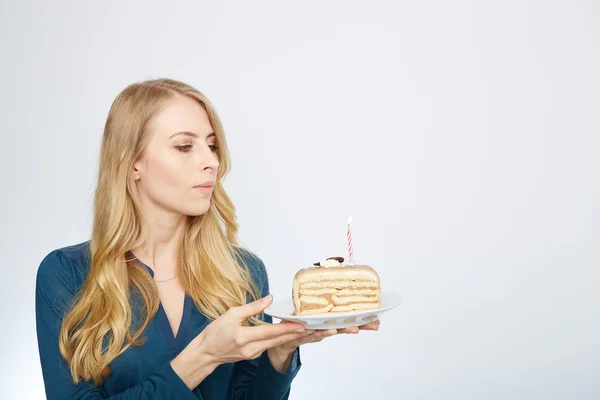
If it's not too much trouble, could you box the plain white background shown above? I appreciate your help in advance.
[1,1,599,399]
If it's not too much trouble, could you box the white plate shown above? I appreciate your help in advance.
[264,291,403,330]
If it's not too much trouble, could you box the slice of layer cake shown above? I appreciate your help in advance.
[292,257,381,316]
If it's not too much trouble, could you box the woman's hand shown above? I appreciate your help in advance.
[266,320,381,372]
[198,294,314,365]
[171,294,312,389]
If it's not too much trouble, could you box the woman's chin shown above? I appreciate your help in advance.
[181,203,212,217]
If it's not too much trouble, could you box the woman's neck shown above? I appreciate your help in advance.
[131,204,188,278]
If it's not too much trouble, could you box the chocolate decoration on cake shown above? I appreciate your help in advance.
[313,256,345,267]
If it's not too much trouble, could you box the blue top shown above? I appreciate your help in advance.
[35,241,302,399]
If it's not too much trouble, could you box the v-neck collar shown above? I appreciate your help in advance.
[129,252,192,357]
[156,295,191,354]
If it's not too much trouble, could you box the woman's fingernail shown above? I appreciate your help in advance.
[306,330,315,334]
[264,294,273,303]
[296,328,305,333]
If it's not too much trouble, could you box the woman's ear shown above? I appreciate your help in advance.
[132,162,141,181]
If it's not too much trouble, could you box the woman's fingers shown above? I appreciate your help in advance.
[337,326,360,334]
[327,320,381,335]
[229,294,274,322]
[312,329,338,340]
[262,328,338,352]
[246,329,315,356]
[273,329,336,349]
[239,321,306,344]
[238,319,382,360]
[359,321,381,331]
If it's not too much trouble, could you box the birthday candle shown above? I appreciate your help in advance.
[347,215,355,266]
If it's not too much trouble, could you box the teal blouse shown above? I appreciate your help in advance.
[35,241,301,399]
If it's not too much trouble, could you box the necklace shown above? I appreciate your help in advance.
[154,275,177,283]
[129,253,177,283]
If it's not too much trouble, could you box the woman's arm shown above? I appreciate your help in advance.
[227,251,303,400]
[228,329,302,400]
[35,250,204,400]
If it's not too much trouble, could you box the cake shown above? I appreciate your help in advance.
[292,257,381,316]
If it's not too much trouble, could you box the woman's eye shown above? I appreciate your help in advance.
[209,145,220,152]
[175,144,193,152]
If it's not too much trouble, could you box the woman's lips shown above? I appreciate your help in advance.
[193,183,214,194]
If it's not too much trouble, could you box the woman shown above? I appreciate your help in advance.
[35,78,380,399]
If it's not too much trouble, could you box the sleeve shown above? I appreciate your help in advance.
[228,250,302,400]
[35,250,199,400]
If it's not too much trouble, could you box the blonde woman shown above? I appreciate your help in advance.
[35,78,380,399]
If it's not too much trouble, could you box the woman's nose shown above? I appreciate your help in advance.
[199,145,219,170]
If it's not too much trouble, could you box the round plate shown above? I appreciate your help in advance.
[264,291,403,330]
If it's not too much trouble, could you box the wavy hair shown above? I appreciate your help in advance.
[58,78,263,385]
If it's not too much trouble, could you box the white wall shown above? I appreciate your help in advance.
[1,1,599,399]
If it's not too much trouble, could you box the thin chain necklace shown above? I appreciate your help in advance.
[129,253,177,283]
[154,275,177,283]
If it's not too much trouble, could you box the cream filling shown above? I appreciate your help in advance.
[318,259,342,268]
[299,288,378,296]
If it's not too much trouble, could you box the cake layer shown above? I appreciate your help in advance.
[298,302,380,315]
[299,288,378,296]
[330,302,380,312]
[294,266,378,284]
[300,281,378,289]
[299,294,378,305]
[300,304,334,315]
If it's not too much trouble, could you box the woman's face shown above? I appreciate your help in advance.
[133,94,219,217]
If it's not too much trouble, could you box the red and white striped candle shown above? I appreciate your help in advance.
[347,215,355,265]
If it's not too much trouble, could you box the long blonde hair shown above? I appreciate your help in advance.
[58,78,263,385]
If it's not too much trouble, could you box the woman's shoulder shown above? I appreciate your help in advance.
[36,241,92,294]
[233,246,264,266]
[232,246,269,284]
